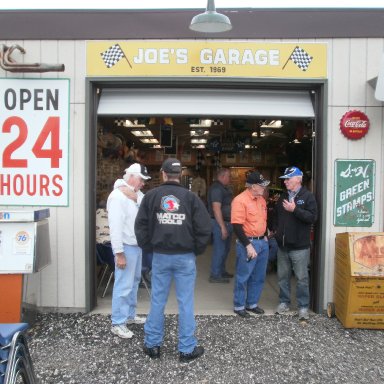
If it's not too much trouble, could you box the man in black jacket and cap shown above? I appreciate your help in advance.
[273,166,317,321]
[135,158,211,362]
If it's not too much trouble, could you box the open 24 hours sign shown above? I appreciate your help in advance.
[0,79,70,206]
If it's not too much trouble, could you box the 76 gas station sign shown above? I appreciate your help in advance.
[0,79,69,206]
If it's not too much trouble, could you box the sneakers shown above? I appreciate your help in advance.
[111,324,133,339]
[234,309,251,318]
[246,306,265,315]
[127,316,146,325]
[179,346,204,363]
[143,345,161,359]
[276,302,290,314]
[298,307,309,321]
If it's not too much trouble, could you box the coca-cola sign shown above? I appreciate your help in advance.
[340,110,370,140]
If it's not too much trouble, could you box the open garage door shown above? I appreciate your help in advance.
[97,88,315,118]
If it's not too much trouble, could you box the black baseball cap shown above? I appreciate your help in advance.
[246,171,270,187]
[161,158,182,174]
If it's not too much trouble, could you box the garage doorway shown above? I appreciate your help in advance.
[87,80,325,314]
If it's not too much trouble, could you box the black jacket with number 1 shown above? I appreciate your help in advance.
[134,181,212,256]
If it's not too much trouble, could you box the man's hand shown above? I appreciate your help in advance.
[119,186,137,202]
[282,199,296,212]
[221,225,229,240]
[115,252,127,269]
[246,243,257,260]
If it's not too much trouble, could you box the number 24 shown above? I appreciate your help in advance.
[2,116,62,168]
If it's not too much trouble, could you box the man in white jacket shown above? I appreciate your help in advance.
[107,163,151,338]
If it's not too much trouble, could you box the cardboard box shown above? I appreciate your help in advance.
[334,232,384,329]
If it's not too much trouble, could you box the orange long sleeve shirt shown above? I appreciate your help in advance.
[231,188,267,237]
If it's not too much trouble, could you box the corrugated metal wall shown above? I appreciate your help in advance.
[1,38,383,311]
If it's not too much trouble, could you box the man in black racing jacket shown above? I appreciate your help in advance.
[273,166,318,321]
[135,157,211,362]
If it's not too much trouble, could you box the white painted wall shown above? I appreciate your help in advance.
[1,38,383,311]
[323,37,384,308]
[0,40,87,311]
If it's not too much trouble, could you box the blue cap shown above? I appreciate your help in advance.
[279,166,303,179]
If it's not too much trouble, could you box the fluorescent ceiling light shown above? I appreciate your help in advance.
[191,138,207,144]
[125,119,146,128]
[252,132,266,137]
[190,119,212,128]
[190,129,210,136]
[131,130,153,137]
[260,120,283,129]
[140,138,159,144]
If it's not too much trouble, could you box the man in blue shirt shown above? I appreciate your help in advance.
[207,168,234,283]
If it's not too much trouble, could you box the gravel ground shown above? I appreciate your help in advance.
[26,312,383,384]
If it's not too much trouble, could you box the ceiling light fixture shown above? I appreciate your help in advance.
[130,130,154,137]
[124,119,146,128]
[260,120,283,129]
[191,138,208,144]
[189,0,232,33]
[140,138,159,144]
[190,129,210,136]
[190,119,212,128]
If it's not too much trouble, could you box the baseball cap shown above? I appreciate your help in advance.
[279,166,303,179]
[125,163,151,180]
[161,158,182,174]
[246,171,270,187]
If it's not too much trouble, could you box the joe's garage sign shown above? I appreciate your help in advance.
[0,79,70,206]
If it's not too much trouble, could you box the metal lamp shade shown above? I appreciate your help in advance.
[189,0,232,33]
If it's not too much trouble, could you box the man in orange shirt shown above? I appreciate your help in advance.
[231,171,270,318]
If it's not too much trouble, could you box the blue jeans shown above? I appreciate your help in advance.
[111,244,142,325]
[142,251,153,273]
[210,219,233,278]
[144,252,197,353]
[233,239,269,310]
[268,237,278,263]
[277,247,310,309]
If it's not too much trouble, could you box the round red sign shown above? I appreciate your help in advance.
[339,110,370,140]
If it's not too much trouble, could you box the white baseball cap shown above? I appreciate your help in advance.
[125,163,151,180]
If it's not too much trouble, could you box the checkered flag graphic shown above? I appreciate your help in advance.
[212,119,224,126]
[100,44,130,68]
[114,119,125,127]
[286,46,313,72]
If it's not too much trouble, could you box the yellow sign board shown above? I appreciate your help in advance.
[87,41,327,78]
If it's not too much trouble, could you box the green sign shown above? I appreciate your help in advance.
[334,159,375,226]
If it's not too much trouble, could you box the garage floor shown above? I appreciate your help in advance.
[92,243,287,316]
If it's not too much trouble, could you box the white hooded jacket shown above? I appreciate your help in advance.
[106,179,144,254]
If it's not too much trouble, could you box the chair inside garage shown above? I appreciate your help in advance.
[96,243,115,298]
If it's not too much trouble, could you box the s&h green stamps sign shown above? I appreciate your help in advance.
[334,159,375,226]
